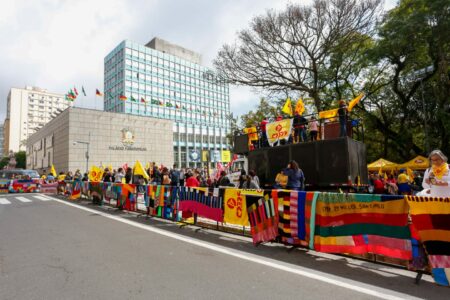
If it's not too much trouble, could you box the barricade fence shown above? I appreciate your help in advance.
[7,179,450,287]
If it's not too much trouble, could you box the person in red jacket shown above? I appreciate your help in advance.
[185,171,200,187]
[373,174,386,194]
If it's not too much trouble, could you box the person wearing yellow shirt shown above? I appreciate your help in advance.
[397,169,411,195]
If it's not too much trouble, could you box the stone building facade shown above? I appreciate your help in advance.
[26,107,173,173]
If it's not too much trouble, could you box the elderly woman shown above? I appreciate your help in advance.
[417,150,450,197]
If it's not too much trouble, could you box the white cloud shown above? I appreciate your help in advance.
[0,0,394,122]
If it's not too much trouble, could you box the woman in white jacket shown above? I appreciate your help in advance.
[416,150,450,197]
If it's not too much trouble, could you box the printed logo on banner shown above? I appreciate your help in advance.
[266,119,293,146]
[224,189,249,226]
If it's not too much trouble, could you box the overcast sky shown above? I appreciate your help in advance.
[0,0,398,122]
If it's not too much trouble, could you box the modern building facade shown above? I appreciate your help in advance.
[3,86,73,155]
[26,107,173,173]
[104,38,231,168]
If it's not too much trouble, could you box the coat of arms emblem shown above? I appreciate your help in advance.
[121,128,135,146]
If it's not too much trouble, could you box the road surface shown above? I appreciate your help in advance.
[0,193,447,300]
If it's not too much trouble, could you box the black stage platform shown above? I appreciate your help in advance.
[239,137,368,188]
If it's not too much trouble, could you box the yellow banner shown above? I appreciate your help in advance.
[224,189,249,226]
[318,108,338,119]
[239,189,264,197]
[266,118,293,146]
[243,127,258,143]
[88,166,104,182]
[221,150,231,163]
[201,150,210,162]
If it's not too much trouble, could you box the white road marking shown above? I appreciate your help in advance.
[16,196,32,203]
[33,195,52,201]
[0,198,11,205]
[46,196,424,300]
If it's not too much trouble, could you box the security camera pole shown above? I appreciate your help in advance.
[73,132,91,174]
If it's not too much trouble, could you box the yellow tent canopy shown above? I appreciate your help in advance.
[367,158,398,171]
[398,155,429,170]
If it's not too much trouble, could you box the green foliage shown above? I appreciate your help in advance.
[15,151,26,169]
[0,157,9,170]
[225,0,450,162]
[240,98,279,128]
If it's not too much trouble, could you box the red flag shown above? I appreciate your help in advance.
[215,163,224,180]
[74,87,79,95]
[119,95,127,101]
[141,97,147,103]
[96,89,103,96]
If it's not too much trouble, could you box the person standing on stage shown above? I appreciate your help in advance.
[338,100,348,137]
[309,117,319,141]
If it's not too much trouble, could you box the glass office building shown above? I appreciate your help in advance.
[104,38,231,168]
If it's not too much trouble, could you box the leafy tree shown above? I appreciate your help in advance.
[359,0,450,160]
[15,151,26,169]
[215,0,382,110]
[0,157,9,170]
[240,98,279,128]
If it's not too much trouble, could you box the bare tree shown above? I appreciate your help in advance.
[214,0,382,110]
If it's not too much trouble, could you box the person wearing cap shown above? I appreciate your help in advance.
[397,169,411,195]
[338,100,348,137]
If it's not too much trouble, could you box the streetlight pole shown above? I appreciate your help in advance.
[74,132,91,175]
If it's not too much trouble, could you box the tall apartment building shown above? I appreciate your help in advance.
[3,86,73,155]
[104,38,231,168]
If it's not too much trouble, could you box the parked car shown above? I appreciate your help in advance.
[0,169,40,180]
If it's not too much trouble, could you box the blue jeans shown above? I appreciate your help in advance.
[340,121,347,137]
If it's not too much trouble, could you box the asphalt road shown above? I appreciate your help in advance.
[0,194,448,300]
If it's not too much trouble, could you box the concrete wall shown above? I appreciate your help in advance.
[146,37,202,65]
[27,107,173,173]
[26,109,70,172]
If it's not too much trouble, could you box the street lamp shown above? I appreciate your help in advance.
[73,132,91,174]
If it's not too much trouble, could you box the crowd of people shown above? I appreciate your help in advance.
[38,159,309,192]
[40,163,241,189]
[369,150,450,197]
[246,105,358,150]
[37,149,448,197]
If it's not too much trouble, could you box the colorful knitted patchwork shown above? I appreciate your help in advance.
[248,190,279,244]
[406,196,450,286]
[312,193,412,260]
[177,187,224,222]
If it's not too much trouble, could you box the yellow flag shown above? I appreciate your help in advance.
[282,98,293,117]
[89,165,104,182]
[145,162,150,170]
[318,108,338,119]
[407,168,415,181]
[50,164,57,177]
[378,167,383,176]
[384,172,388,181]
[294,98,305,115]
[348,93,364,112]
[133,160,149,180]
[109,164,113,171]
[224,189,249,226]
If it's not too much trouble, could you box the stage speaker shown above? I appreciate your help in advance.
[233,135,249,154]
